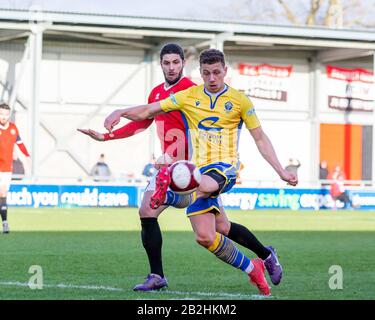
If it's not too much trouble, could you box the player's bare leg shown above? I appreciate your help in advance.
[215,206,283,285]
[133,187,169,291]
[189,210,270,296]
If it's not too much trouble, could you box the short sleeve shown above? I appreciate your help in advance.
[159,90,188,112]
[13,125,21,142]
[240,94,261,130]
[147,90,154,104]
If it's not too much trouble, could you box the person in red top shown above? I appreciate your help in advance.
[0,103,30,234]
[80,61,194,162]
[329,166,352,209]
[120,73,193,161]
[78,44,281,292]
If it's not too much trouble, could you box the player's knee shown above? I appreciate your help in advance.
[197,175,219,195]
[197,184,217,195]
[195,232,216,248]
[216,220,230,236]
[138,205,157,218]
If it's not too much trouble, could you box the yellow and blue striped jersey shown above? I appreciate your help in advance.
[160,84,261,168]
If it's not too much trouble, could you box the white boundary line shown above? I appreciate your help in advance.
[159,290,271,300]
[0,281,123,292]
[0,281,273,299]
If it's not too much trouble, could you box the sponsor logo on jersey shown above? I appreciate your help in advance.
[169,94,178,105]
[198,117,223,131]
[155,93,160,100]
[224,101,233,112]
[247,108,256,116]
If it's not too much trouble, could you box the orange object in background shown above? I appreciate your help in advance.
[348,125,362,181]
[320,123,362,180]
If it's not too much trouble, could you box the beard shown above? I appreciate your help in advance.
[165,70,183,86]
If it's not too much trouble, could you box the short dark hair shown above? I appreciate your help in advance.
[199,49,225,67]
[0,103,10,110]
[160,43,184,61]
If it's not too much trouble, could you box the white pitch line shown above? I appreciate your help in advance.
[159,290,272,300]
[0,281,272,299]
[0,281,29,288]
[0,281,123,292]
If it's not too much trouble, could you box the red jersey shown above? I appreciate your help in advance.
[0,122,30,172]
[105,77,195,160]
[148,77,195,158]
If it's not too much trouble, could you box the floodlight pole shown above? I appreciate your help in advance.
[211,41,223,52]
[144,49,155,160]
[8,36,30,110]
[309,57,320,184]
[29,24,43,181]
[372,52,375,186]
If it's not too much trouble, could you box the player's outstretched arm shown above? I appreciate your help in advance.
[104,119,153,140]
[77,128,105,141]
[104,102,163,132]
[249,126,298,186]
[77,119,153,142]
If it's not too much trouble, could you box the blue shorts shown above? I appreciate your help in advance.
[186,162,238,217]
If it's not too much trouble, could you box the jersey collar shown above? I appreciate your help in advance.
[0,122,10,130]
[204,84,229,109]
[204,84,228,98]
[164,76,185,91]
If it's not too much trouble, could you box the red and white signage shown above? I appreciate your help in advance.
[326,65,374,112]
[236,63,293,102]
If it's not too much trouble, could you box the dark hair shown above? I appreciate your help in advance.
[199,49,225,67]
[0,103,10,110]
[160,43,184,61]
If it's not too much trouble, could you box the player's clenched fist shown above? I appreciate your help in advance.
[279,169,298,186]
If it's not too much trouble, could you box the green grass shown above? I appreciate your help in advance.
[1,208,375,300]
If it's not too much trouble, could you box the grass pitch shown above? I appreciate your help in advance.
[0,207,374,300]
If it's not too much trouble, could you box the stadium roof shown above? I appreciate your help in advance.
[0,1,374,59]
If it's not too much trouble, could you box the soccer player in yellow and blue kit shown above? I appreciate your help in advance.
[104,49,298,295]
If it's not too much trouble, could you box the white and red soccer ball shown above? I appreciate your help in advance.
[169,160,201,194]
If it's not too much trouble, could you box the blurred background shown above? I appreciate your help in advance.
[0,0,374,210]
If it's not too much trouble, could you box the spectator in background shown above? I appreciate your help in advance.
[285,158,301,176]
[142,156,157,178]
[330,165,345,181]
[330,173,352,210]
[319,160,329,186]
[91,153,111,182]
[319,160,328,180]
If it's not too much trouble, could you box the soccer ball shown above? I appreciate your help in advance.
[169,160,201,194]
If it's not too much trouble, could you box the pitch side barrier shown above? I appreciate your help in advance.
[6,183,375,210]
[7,184,139,208]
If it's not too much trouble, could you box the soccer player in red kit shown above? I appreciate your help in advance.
[79,44,282,294]
[0,103,31,234]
